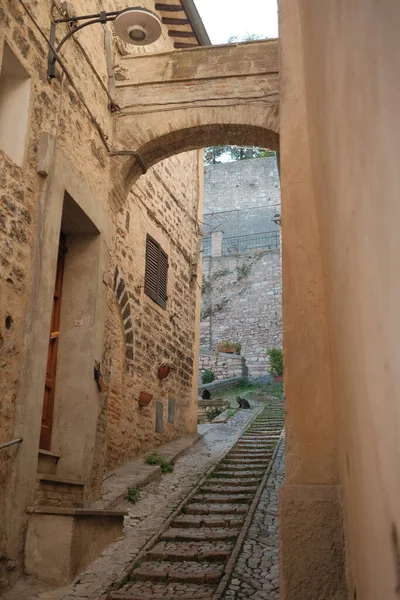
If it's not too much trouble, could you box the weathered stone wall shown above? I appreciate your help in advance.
[201,158,282,378]
[0,0,201,585]
[201,250,282,378]
[204,155,280,213]
[199,350,246,383]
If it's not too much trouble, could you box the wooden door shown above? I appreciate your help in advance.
[40,234,67,450]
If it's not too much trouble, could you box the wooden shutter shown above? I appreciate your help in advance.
[145,235,168,309]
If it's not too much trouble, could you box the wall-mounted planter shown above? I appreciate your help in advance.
[139,391,153,407]
[158,364,171,379]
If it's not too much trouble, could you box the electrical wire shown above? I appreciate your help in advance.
[19,0,112,152]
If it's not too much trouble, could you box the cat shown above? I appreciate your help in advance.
[236,396,251,409]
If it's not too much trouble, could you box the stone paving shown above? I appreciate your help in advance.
[1,400,284,600]
[222,436,285,600]
[60,404,264,600]
[107,402,284,600]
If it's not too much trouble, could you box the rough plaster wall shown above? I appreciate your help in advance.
[0,0,200,582]
[296,1,400,597]
[201,250,282,378]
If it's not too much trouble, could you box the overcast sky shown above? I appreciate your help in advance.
[194,0,279,44]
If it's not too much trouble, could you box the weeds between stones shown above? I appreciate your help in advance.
[126,487,141,504]
[145,453,174,473]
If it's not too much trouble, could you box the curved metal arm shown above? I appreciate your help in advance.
[48,14,116,79]
[55,17,116,54]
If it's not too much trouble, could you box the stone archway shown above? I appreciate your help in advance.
[111,39,279,200]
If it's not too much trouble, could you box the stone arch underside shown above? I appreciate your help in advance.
[112,39,280,199]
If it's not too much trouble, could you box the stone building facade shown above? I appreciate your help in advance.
[0,0,205,588]
[200,157,282,378]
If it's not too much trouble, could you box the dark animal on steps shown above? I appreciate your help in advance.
[202,389,211,400]
[236,396,251,409]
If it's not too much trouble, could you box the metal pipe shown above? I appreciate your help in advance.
[180,0,211,46]
[54,11,120,24]
[0,438,23,451]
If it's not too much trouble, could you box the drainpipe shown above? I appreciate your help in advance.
[181,0,211,46]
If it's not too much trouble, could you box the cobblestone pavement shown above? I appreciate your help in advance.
[60,403,264,600]
[222,436,285,600]
[2,401,285,600]
[107,401,284,600]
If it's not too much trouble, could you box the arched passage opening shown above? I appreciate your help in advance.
[113,123,279,206]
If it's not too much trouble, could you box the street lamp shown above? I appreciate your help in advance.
[48,7,162,79]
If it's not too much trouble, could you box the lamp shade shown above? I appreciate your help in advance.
[114,7,162,46]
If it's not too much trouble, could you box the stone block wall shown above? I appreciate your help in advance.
[0,1,202,585]
[201,158,282,379]
[199,350,247,383]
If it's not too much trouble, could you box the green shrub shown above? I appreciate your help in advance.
[267,348,283,377]
[145,453,174,473]
[126,487,141,504]
[202,369,215,384]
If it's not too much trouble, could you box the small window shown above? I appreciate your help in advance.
[144,235,169,310]
[0,43,31,166]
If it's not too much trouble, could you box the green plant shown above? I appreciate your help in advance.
[267,348,283,377]
[217,341,241,354]
[126,487,141,504]
[202,369,215,384]
[207,407,223,421]
[145,453,174,473]
[236,263,252,281]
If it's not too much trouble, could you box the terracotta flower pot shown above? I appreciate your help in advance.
[139,391,153,407]
[158,364,171,379]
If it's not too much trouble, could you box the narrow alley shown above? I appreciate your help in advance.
[3,396,283,600]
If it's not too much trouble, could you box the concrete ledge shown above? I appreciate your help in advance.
[91,434,202,511]
[27,506,128,517]
[199,376,246,394]
[280,484,348,600]
[25,510,125,585]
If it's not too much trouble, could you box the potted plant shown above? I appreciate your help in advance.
[216,341,241,355]
[267,348,283,382]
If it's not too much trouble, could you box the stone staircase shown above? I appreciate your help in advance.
[107,404,284,600]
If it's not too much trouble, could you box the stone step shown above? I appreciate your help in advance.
[191,493,254,504]
[223,459,270,467]
[206,478,261,487]
[147,540,234,563]
[227,451,273,457]
[110,581,215,599]
[227,452,270,459]
[172,514,244,529]
[214,467,265,475]
[199,485,258,495]
[186,503,249,515]
[161,527,238,542]
[132,560,223,584]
